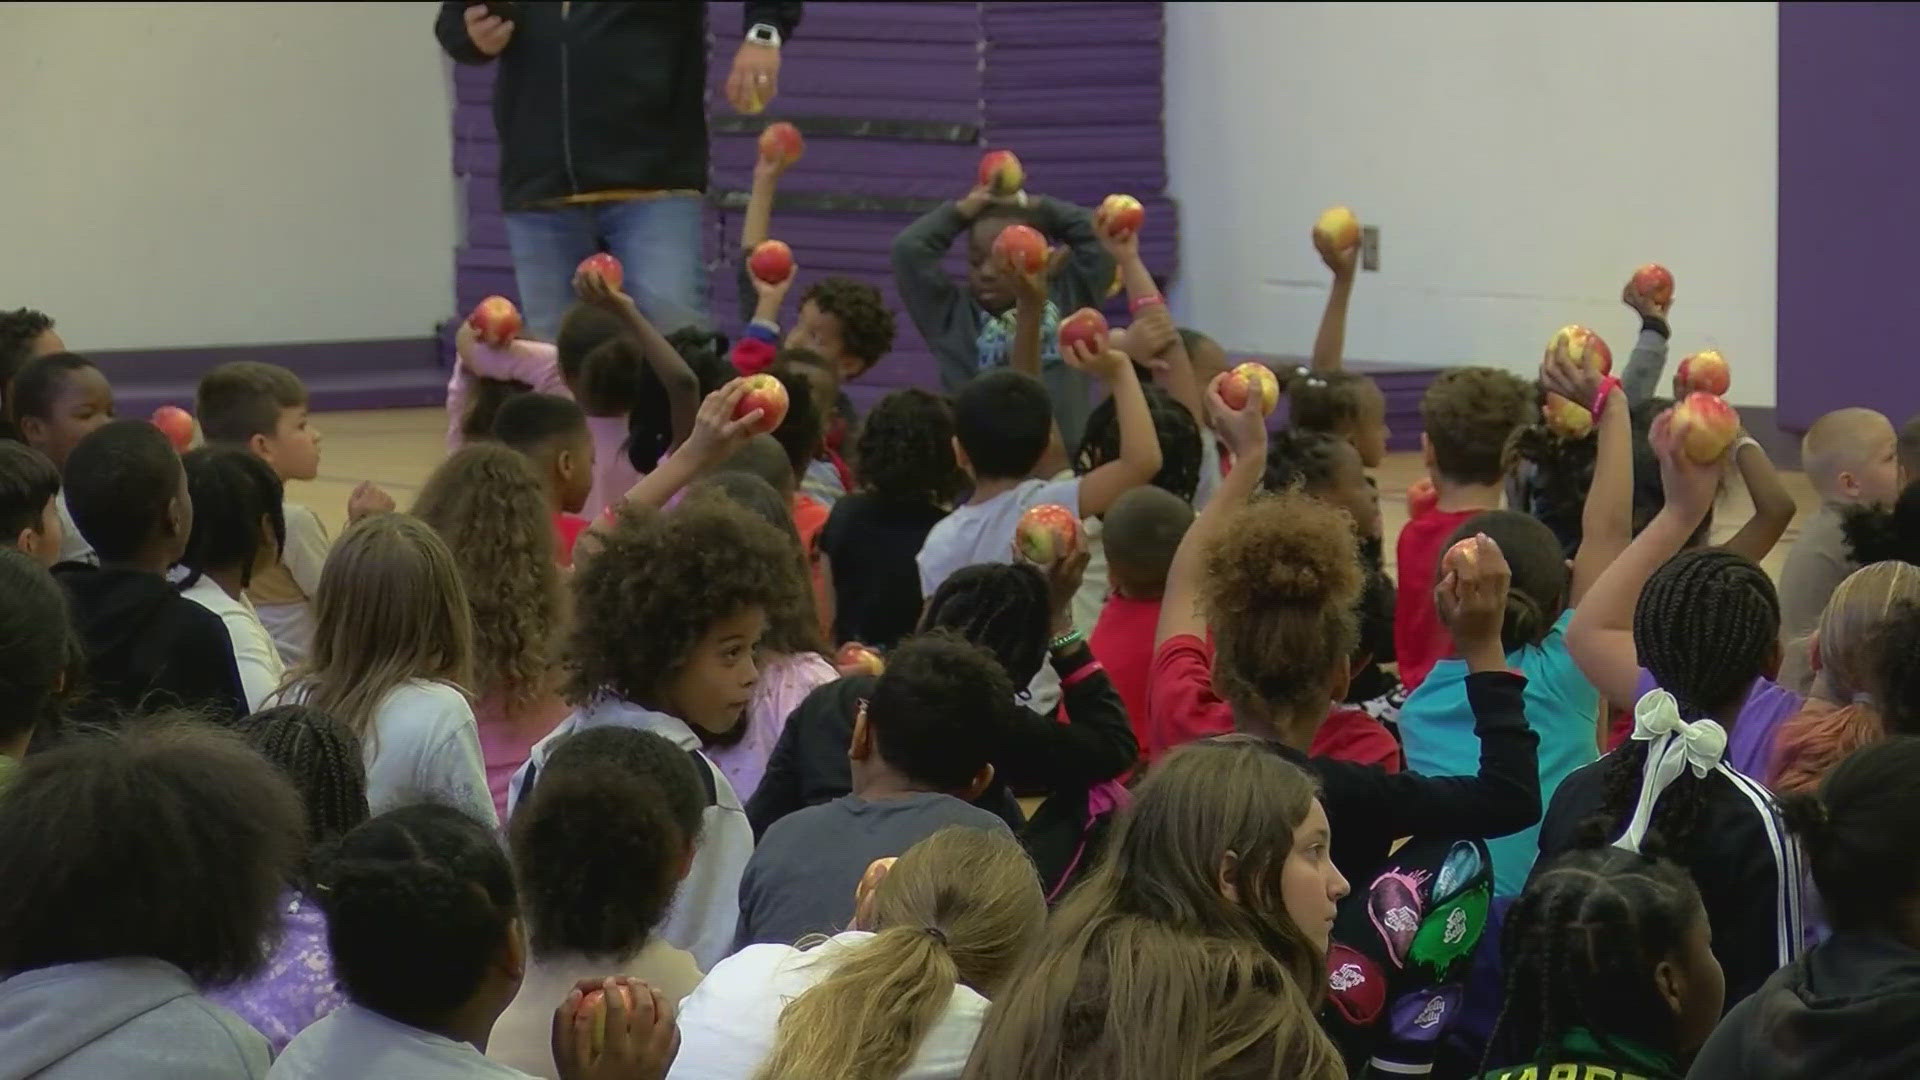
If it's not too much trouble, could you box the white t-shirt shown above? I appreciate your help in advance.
[915,477,1081,599]
[284,679,496,828]
[180,576,286,713]
[252,502,327,666]
[54,493,94,565]
[667,931,989,1080]
[489,942,704,1080]
[271,1004,535,1079]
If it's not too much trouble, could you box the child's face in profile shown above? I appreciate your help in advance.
[30,365,114,470]
[967,217,1020,315]
[1278,797,1348,952]
[786,302,849,373]
[15,494,62,568]
[1308,442,1381,541]
[662,605,767,738]
[260,405,322,482]
[1345,382,1391,469]
[557,429,596,516]
[1664,901,1727,1056]
[1848,425,1902,508]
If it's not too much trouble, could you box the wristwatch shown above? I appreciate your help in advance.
[746,22,782,48]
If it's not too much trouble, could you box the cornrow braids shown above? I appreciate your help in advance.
[918,563,1052,690]
[241,704,370,889]
[1633,548,1780,722]
[179,447,286,592]
[1261,429,1349,493]
[1074,383,1202,503]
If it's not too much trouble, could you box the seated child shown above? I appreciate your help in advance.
[891,178,1114,449]
[0,548,78,772]
[0,307,64,441]
[765,359,835,626]
[820,388,961,651]
[490,391,595,566]
[1776,407,1901,690]
[771,347,855,506]
[1068,383,1202,633]
[56,420,245,724]
[0,441,63,566]
[1396,367,1533,689]
[735,632,1015,949]
[178,448,288,713]
[1284,231,1393,469]
[1088,485,1193,758]
[510,492,802,968]
[491,727,705,1077]
[8,351,113,565]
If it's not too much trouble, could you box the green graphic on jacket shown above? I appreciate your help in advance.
[1408,882,1489,979]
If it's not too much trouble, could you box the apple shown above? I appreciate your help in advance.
[1219,361,1280,416]
[1542,392,1594,439]
[978,149,1024,196]
[734,372,790,434]
[747,240,795,285]
[576,253,624,291]
[1015,503,1080,566]
[151,406,196,452]
[1629,263,1674,309]
[835,643,886,677]
[1094,194,1145,238]
[1676,349,1731,396]
[757,121,804,166]
[581,983,636,1054]
[466,295,522,345]
[1545,324,1613,375]
[1057,308,1109,357]
[1441,534,1496,578]
[1313,205,1361,253]
[990,224,1046,276]
[1671,392,1740,465]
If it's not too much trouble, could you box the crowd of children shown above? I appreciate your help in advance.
[6,136,1920,1080]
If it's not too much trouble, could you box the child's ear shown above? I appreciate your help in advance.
[17,416,47,448]
[961,762,995,802]
[247,431,274,461]
[951,436,973,477]
[496,916,527,982]
[1808,629,1824,676]
[848,701,874,762]
[1653,954,1687,1017]
[1420,432,1435,471]
[10,526,34,559]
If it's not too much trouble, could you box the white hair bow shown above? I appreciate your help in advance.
[1613,689,1728,854]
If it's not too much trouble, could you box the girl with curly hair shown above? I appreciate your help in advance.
[413,444,571,821]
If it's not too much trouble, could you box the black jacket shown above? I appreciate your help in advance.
[54,565,246,727]
[435,1,803,209]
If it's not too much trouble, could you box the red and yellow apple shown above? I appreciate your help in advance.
[151,406,196,452]
[581,983,636,1054]
[576,253,624,291]
[1313,205,1361,253]
[734,372,790,434]
[1675,349,1730,396]
[1057,307,1109,357]
[1015,503,1080,566]
[835,642,886,677]
[757,121,804,166]
[1671,392,1740,465]
[1629,263,1674,309]
[1440,534,1496,579]
[466,295,523,346]
[1094,194,1145,238]
[1545,324,1613,375]
[978,149,1024,196]
[1406,477,1438,518]
[747,240,795,285]
[990,224,1046,276]
[1219,361,1280,416]
[1542,392,1594,439]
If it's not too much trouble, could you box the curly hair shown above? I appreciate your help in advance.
[801,277,896,371]
[1074,382,1202,503]
[510,726,705,960]
[1841,478,1920,566]
[690,472,829,660]
[1285,367,1381,435]
[868,631,1014,790]
[1261,428,1350,493]
[1200,491,1362,719]
[1420,367,1534,485]
[240,704,370,889]
[855,388,964,507]
[412,445,561,712]
[918,563,1052,690]
[180,446,286,592]
[566,493,803,708]
[0,308,55,413]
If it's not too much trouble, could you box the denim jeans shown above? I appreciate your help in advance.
[503,194,708,340]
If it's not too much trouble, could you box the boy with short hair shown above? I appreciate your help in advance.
[1899,413,1920,491]
[195,361,392,664]
[1395,367,1533,689]
[491,391,596,566]
[733,632,1013,949]
[1779,407,1903,690]
[0,442,62,566]
[1089,485,1194,758]
[54,420,245,724]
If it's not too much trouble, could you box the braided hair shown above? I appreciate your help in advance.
[1262,429,1349,493]
[1778,736,1920,934]
[1074,383,1202,504]
[240,704,369,890]
[179,446,286,592]
[918,563,1052,690]
[1485,832,1710,1075]
[1286,367,1380,435]
[313,804,518,1030]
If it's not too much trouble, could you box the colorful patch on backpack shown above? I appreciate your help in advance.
[1325,942,1386,1026]
[1367,868,1430,967]
[1432,839,1486,904]
[1408,883,1490,979]
[1385,983,1462,1044]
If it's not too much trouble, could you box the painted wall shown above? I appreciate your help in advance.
[1166,2,1780,408]
[0,2,456,350]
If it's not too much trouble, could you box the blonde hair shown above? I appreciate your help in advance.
[1770,561,1920,792]
[964,740,1345,1080]
[289,514,474,749]
[755,827,1045,1080]
[411,445,562,711]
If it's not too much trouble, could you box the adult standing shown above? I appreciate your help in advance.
[435,1,804,338]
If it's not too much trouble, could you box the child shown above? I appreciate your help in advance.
[0,306,63,421]
[719,432,801,498]
[964,739,1349,1080]
[197,360,393,666]
[1776,408,1901,690]
[276,804,677,1078]
[0,548,78,774]
[735,632,1016,949]
[1284,214,1394,469]
[179,447,289,713]
[278,513,497,828]
[1770,563,1920,793]
[0,720,302,1078]
[764,358,834,596]
[771,347,856,506]
[820,388,961,651]
[490,391,596,566]
[210,705,368,1055]
[916,347,1162,600]
[1480,840,1723,1079]
[412,445,569,822]
[492,727,706,1078]
[510,493,801,969]
[891,178,1114,449]
[0,440,62,566]
[8,350,113,565]
[1396,367,1534,689]
[1088,485,1193,758]
[676,827,1044,1080]
[57,420,246,724]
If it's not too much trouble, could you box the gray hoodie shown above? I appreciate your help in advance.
[0,958,269,1079]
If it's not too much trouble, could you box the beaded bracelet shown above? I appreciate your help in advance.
[1049,628,1086,653]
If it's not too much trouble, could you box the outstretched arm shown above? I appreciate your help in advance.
[574,271,699,453]
[1720,438,1796,564]
[1157,375,1269,646]
[1309,235,1358,375]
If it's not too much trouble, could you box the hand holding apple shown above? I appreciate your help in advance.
[150,406,197,452]
[466,296,523,347]
[747,240,795,286]
[1406,477,1438,518]
[1623,263,1674,318]
[1541,393,1595,439]
[1675,349,1730,396]
[1057,307,1109,358]
[554,976,678,1078]
[1435,533,1511,657]
[1649,407,1727,526]
[681,380,773,465]
[978,150,1025,197]
[575,253,624,292]
[347,481,396,524]
[1218,362,1280,416]
[835,643,885,677]
[1015,503,1080,567]
[1203,371,1271,461]
[757,121,804,169]
[1094,193,1145,261]
[1312,205,1362,261]
[733,372,790,436]
[990,224,1047,277]
[1545,324,1613,375]
[1669,391,1740,466]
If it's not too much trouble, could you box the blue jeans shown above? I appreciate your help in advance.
[504,195,708,340]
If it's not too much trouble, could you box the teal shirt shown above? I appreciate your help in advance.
[1398,609,1599,896]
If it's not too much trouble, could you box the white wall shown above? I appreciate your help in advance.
[0,2,456,350]
[1166,2,1779,407]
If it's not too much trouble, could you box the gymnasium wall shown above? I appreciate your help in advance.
[1165,2,1781,409]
